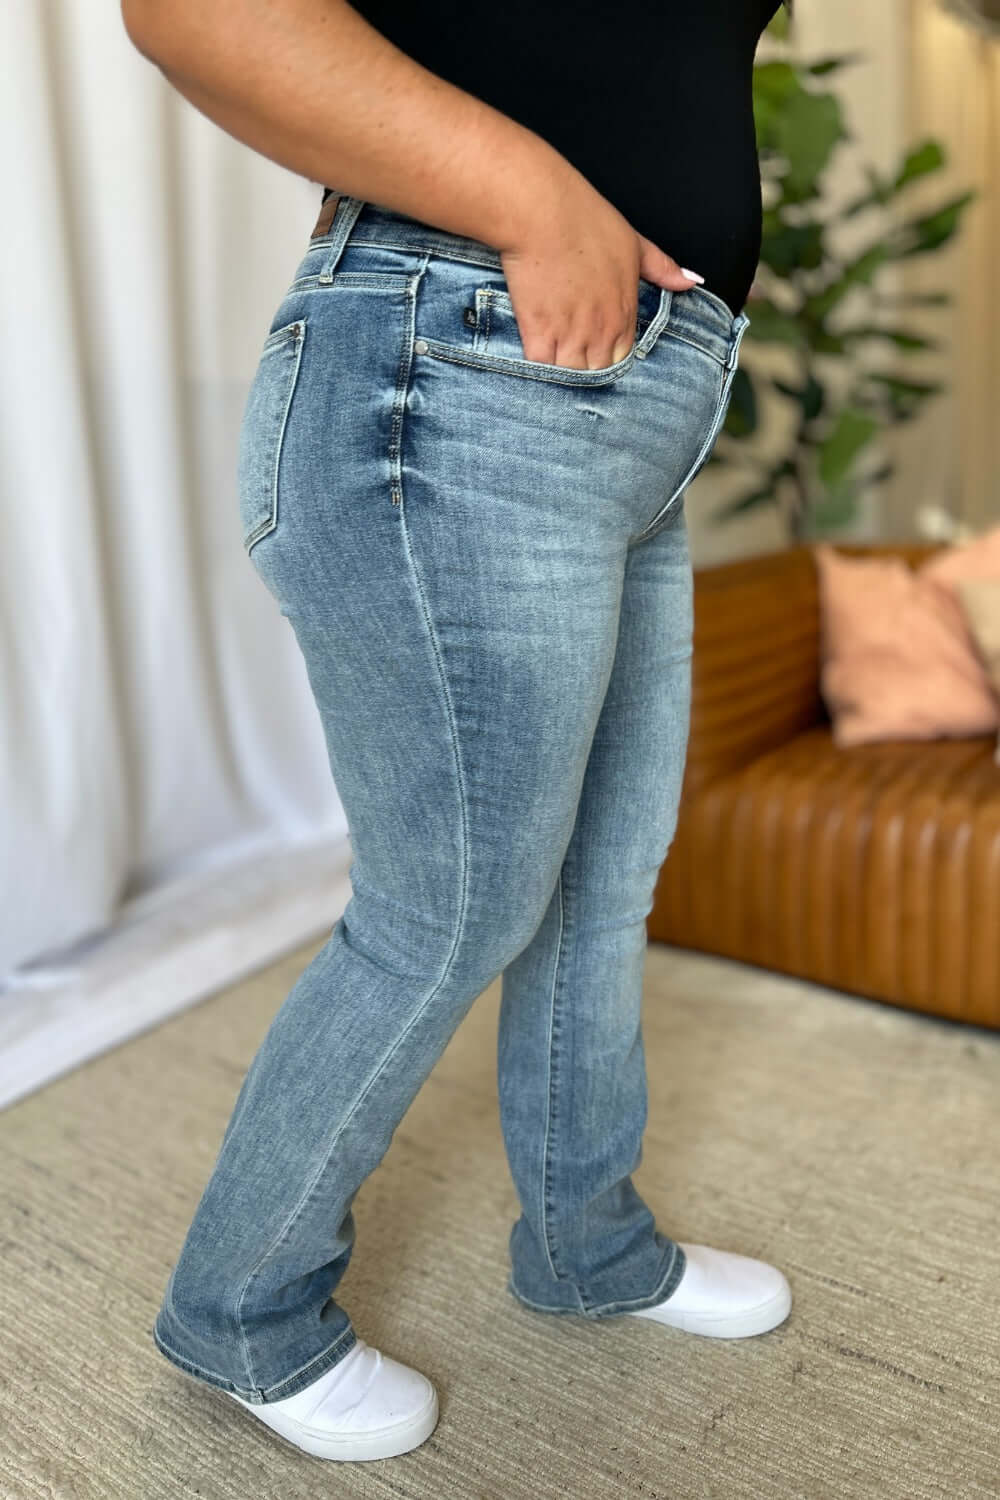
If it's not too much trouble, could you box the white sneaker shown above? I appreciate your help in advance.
[226,1337,439,1461]
[626,1243,791,1339]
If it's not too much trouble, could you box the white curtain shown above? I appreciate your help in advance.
[895,0,1000,532]
[1,1,351,1105]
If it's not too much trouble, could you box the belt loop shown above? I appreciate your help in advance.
[726,310,750,370]
[635,287,672,358]
[316,196,366,284]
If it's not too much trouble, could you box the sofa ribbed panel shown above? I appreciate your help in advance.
[648,541,1000,1031]
[651,728,1000,1029]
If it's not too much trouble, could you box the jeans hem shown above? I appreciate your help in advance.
[151,1319,359,1403]
[506,1239,687,1320]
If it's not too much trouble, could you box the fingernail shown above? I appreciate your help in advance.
[681,268,705,284]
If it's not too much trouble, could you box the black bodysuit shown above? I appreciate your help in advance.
[321,1,783,316]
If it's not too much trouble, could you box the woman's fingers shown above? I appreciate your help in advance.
[499,196,706,372]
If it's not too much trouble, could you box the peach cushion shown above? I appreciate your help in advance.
[814,527,1000,748]
[955,576,1000,764]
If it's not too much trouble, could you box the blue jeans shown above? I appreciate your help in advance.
[152,196,750,1403]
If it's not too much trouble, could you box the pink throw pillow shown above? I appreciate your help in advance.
[814,538,1000,748]
[954,576,1000,765]
[918,521,1000,639]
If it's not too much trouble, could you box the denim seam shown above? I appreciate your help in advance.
[388,262,428,506]
[628,491,686,548]
[153,1325,257,1394]
[261,319,304,352]
[586,1239,686,1317]
[248,1322,359,1401]
[334,234,504,273]
[290,273,412,292]
[508,1238,685,1319]
[153,1319,357,1402]
[538,862,586,1315]
[394,252,472,999]
[539,865,565,1284]
[658,327,729,369]
[229,261,476,1390]
[243,321,306,554]
[630,356,730,546]
[506,1279,590,1317]
[417,339,635,389]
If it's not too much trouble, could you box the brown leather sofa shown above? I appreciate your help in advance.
[648,541,1000,1031]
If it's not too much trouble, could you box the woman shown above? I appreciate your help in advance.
[123,0,794,1464]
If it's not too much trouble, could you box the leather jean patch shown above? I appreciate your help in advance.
[310,192,341,240]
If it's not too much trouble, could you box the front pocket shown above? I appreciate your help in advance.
[237,318,306,554]
[479,288,626,381]
[483,281,670,385]
[416,277,667,389]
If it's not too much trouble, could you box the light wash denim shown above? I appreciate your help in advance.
[152,196,750,1403]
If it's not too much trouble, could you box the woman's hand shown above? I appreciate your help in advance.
[498,177,704,372]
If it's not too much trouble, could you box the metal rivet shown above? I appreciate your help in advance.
[413,338,429,354]
[635,349,647,359]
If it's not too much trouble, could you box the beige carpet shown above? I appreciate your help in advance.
[1,938,998,1499]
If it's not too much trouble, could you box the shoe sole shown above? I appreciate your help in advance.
[225,1384,439,1461]
[629,1284,792,1339]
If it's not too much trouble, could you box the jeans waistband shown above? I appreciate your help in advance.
[309,193,748,355]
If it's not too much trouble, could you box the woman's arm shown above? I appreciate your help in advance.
[121,0,575,262]
[120,0,700,369]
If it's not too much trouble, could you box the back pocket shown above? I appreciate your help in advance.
[237,318,306,554]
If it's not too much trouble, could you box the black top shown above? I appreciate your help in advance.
[323,0,782,316]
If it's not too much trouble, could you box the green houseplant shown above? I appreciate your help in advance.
[709,8,977,540]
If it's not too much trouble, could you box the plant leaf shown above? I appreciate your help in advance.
[766,5,790,41]
[746,47,972,541]
[894,139,946,190]
[775,89,846,196]
[818,408,880,487]
[744,299,807,344]
[759,219,825,274]
[808,480,860,534]
[807,53,865,77]
[803,244,890,321]
[840,165,891,217]
[710,459,796,522]
[863,374,945,397]
[771,374,826,420]
[753,61,801,145]
[859,461,897,488]
[859,372,944,423]
[802,374,826,420]
[711,485,778,520]
[838,326,939,351]
[890,191,977,257]
[874,290,952,306]
[805,328,847,355]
